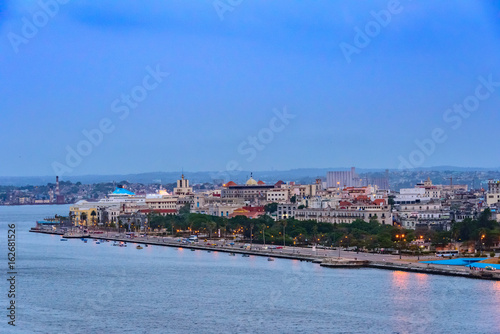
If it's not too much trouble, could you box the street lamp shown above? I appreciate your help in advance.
[396,234,405,259]
[481,234,486,255]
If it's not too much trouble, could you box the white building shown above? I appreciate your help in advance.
[266,188,289,203]
[486,180,500,206]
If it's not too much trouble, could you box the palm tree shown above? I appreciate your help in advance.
[282,220,287,246]
[261,224,266,245]
[250,223,254,246]
[90,210,97,230]
[80,212,87,229]
[207,222,216,238]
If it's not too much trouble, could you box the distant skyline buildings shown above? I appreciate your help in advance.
[1,1,500,176]
[327,168,360,189]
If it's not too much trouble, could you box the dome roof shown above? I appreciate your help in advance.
[246,177,258,186]
[224,181,237,187]
[257,180,265,185]
[111,187,135,196]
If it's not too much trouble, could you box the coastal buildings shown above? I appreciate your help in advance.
[69,175,196,229]
[221,174,275,202]
[294,201,392,225]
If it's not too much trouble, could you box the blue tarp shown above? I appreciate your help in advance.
[37,220,60,225]
[421,258,488,266]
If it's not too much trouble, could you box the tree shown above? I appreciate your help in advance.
[290,195,297,203]
[90,210,97,229]
[80,212,87,228]
[179,202,191,215]
[250,223,254,245]
[261,224,266,245]
[282,220,287,246]
[264,202,278,214]
[207,222,216,238]
[369,215,379,225]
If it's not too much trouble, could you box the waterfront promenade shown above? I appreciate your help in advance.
[31,228,500,281]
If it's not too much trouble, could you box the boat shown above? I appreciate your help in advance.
[242,254,250,257]
[229,253,236,256]
[191,249,196,251]
[268,257,275,261]
[96,242,101,245]
[136,245,143,250]
[207,250,212,253]
[60,238,68,241]
[83,240,87,243]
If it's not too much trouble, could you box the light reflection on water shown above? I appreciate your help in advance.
[1,205,499,334]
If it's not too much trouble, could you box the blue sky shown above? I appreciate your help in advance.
[1,0,499,176]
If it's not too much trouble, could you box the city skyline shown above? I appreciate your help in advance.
[1,1,500,177]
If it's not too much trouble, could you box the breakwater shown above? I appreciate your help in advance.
[31,229,500,281]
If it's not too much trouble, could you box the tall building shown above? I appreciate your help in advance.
[173,175,193,196]
[363,169,390,190]
[326,167,360,188]
[486,180,500,205]
[55,176,65,204]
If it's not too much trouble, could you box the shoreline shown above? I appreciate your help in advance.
[31,229,500,281]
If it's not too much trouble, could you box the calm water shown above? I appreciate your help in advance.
[1,205,500,334]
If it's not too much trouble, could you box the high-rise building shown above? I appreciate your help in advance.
[326,167,360,188]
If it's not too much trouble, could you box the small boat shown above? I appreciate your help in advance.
[84,240,87,243]
[207,250,212,253]
[191,249,196,252]
[136,245,143,250]
[229,253,236,256]
[96,242,101,245]
[242,254,250,257]
[145,244,149,248]
[267,257,275,261]
[113,243,118,246]
[60,238,68,241]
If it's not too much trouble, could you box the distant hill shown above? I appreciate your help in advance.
[0,166,499,186]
